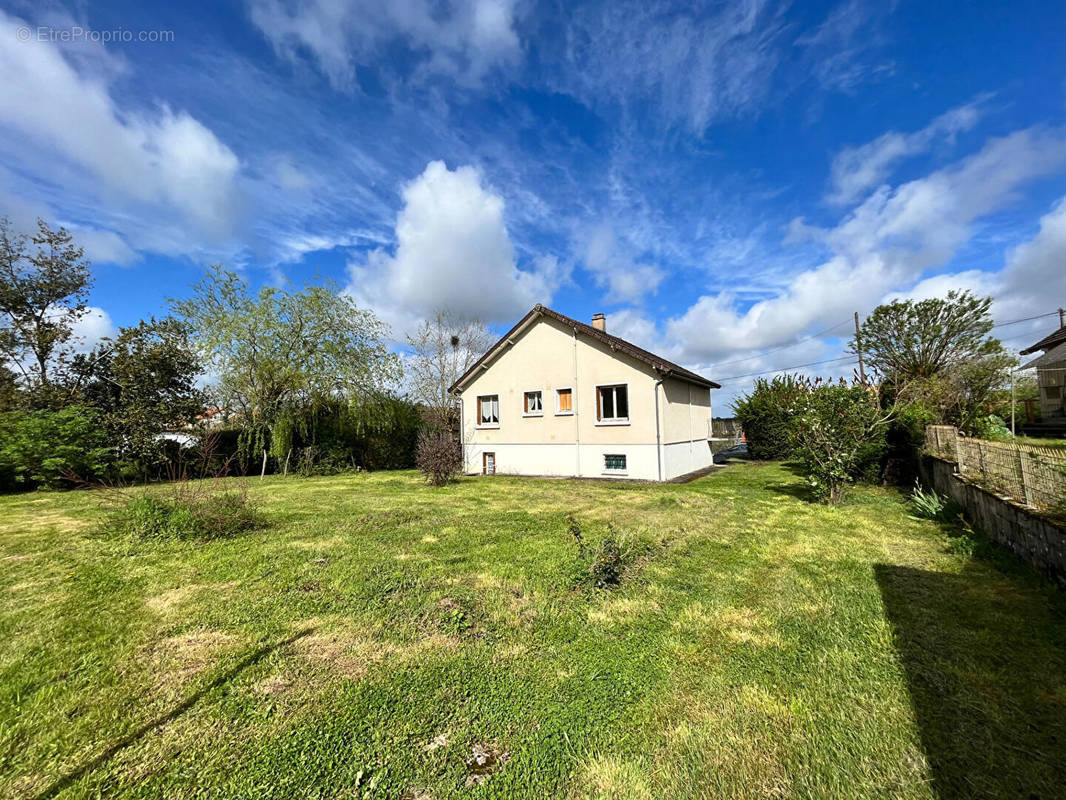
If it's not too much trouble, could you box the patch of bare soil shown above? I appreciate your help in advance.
[464,742,509,786]
[149,629,239,683]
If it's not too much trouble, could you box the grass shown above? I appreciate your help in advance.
[1,464,1065,799]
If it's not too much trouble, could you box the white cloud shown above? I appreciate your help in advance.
[796,0,894,94]
[70,307,117,353]
[827,97,987,205]
[657,125,1066,373]
[247,0,521,89]
[346,160,564,334]
[551,0,787,133]
[577,225,664,304]
[0,10,243,259]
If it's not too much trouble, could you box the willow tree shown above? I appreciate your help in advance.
[173,265,400,474]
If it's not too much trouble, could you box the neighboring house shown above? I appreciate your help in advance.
[1020,322,1066,420]
[448,305,720,481]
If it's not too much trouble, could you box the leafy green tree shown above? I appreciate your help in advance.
[0,365,20,412]
[0,406,113,489]
[851,290,1003,381]
[0,218,92,400]
[732,375,806,460]
[854,290,1014,434]
[75,318,205,474]
[173,265,400,473]
[787,379,892,504]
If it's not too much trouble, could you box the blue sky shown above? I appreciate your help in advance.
[1,0,1065,408]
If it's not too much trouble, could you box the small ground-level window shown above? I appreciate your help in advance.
[477,394,499,426]
[604,454,627,471]
[556,387,573,414]
[524,390,543,414]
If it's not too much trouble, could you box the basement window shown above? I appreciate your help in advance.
[596,384,629,424]
[477,394,499,427]
[604,454,627,472]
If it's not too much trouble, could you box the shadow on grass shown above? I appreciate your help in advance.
[32,628,314,800]
[875,564,1066,798]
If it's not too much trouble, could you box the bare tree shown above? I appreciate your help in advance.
[406,310,492,422]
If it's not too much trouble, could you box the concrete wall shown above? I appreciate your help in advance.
[921,455,1066,588]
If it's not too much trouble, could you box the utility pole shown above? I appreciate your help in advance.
[1059,307,1065,328]
[854,311,867,384]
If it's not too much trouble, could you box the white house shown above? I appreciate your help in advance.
[448,305,720,481]
[1020,321,1066,422]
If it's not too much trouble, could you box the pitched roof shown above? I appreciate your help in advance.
[449,304,720,393]
[1020,325,1066,355]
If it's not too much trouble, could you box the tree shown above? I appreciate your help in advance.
[0,218,92,398]
[787,379,893,504]
[854,290,1014,434]
[406,310,492,423]
[75,318,205,473]
[173,265,400,472]
[851,290,999,381]
[0,365,20,412]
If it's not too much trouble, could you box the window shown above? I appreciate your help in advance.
[523,390,543,415]
[483,452,496,474]
[1047,386,1062,400]
[477,394,499,426]
[556,388,573,415]
[604,454,627,472]
[596,384,629,423]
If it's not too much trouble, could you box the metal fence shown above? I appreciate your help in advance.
[925,425,1066,512]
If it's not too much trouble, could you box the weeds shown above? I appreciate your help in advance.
[107,484,264,541]
[567,517,629,589]
[909,482,962,524]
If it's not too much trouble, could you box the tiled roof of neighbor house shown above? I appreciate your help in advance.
[1020,325,1066,355]
[449,304,720,393]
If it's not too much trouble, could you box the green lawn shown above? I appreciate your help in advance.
[2,464,1065,799]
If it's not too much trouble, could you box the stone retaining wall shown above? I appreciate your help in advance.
[921,455,1066,588]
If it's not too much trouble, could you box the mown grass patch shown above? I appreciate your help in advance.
[1,464,1064,798]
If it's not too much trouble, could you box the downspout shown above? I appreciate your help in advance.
[573,327,581,476]
[456,394,465,473]
[654,376,664,482]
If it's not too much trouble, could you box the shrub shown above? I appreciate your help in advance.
[108,487,263,540]
[416,430,461,486]
[0,406,114,490]
[732,375,806,460]
[787,380,890,504]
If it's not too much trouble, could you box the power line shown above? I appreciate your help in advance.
[715,355,857,384]
[990,310,1060,329]
[710,308,1061,387]
[709,317,852,371]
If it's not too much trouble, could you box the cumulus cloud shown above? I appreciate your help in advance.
[827,97,988,205]
[346,160,565,335]
[247,0,521,89]
[0,10,243,260]
[658,125,1066,372]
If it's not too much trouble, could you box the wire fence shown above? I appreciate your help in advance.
[925,425,1066,513]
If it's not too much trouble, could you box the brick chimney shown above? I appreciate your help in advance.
[591,313,606,332]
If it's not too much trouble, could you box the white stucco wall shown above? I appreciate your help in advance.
[457,313,715,480]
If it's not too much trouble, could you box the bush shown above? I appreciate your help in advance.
[108,487,263,540]
[733,375,806,460]
[787,381,889,504]
[0,406,114,490]
[416,430,461,486]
